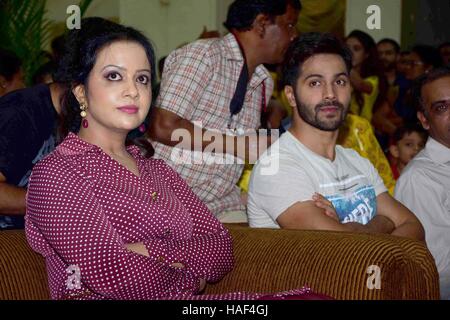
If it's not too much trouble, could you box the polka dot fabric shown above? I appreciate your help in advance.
[26,133,315,300]
[25,133,239,300]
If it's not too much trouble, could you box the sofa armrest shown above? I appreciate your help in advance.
[0,230,49,300]
[205,225,440,300]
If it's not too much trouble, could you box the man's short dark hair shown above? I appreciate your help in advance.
[0,48,22,81]
[281,32,352,87]
[224,0,301,32]
[392,123,427,144]
[411,45,442,68]
[378,38,400,53]
[412,66,450,113]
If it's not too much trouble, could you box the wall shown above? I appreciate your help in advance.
[46,0,120,23]
[345,0,402,44]
[217,0,233,36]
[46,0,220,61]
[414,0,450,47]
[45,0,120,49]
[120,0,219,61]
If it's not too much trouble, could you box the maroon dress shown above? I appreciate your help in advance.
[26,133,320,300]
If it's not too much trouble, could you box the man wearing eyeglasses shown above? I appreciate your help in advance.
[395,66,450,300]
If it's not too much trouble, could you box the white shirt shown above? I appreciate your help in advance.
[248,131,387,228]
[395,137,450,299]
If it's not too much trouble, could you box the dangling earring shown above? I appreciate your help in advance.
[80,102,88,128]
[138,123,146,133]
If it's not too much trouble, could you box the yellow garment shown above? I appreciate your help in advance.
[270,72,292,117]
[238,163,253,193]
[238,114,395,195]
[297,0,346,37]
[337,114,395,195]
[350,76,379,122]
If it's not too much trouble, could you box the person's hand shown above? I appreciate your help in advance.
[171,263,206,291]
[171,262,185,269]
[312,193,339,222]
[199,278,206,292]
[124,242,149,257]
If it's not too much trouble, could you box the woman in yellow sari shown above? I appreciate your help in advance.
[346,30,387,124]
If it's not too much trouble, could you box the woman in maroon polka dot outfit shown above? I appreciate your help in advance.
[25,17,317,300]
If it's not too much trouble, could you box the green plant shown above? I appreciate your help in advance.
[0,0,93,85]
[0,0,52,85]
[79,0,93,16]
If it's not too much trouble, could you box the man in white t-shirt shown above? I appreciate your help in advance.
[248,33,424,241]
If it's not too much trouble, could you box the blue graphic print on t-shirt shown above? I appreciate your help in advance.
[326,185,377,224]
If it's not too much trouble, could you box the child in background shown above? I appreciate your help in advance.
[389,124,427,179]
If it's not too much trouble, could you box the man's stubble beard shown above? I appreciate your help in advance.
[293,91,349,132]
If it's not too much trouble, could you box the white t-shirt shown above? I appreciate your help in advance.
[248,131,387,228]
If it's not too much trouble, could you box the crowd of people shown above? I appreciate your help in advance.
[0,0,449,300]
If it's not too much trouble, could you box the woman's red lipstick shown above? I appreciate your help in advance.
[117,105,139,114]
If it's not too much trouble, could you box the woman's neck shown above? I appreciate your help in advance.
[78,125,128,157]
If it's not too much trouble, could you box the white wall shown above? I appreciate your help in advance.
[217,0,234,36]
[45,0,120,50]
[46,0,120,22]
[120,0,219,60]
[345,0,402,44]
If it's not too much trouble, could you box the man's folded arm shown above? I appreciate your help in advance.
[276,200,395,235]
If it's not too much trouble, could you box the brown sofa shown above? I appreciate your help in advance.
[0,225,440,300]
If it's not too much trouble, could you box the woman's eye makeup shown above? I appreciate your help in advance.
[137,74,150,85]
[102,68,151,86]
[105,71,122,81]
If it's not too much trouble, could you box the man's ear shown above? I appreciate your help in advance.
[389,145,400,159]
[417,110,430,131]
[253,13,271,38]
[284,85,297,108]
[72,84,86,105]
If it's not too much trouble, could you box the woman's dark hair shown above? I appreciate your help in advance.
[32,61,55,85]
[0,48,22,80]
[51,34,67,64]
[346,30,387,114]
[411,45,442,68]
[224,0,301,32]
[282,32,352,88]
[55,17,156,157]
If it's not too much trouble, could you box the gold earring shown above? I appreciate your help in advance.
[80,102,89,128]
[80,102,87,117]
